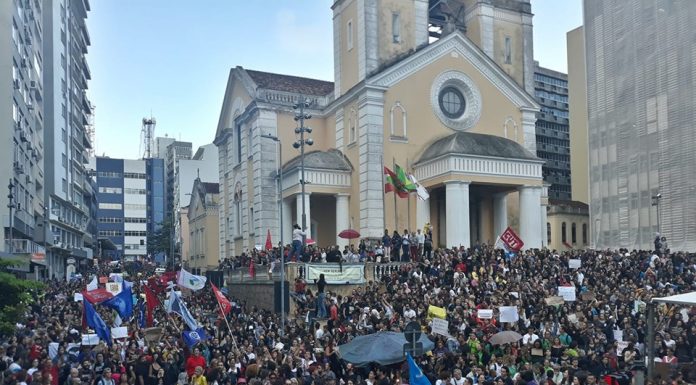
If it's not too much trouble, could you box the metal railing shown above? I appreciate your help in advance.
[4,239,45,254]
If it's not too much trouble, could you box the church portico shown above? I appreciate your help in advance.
[413,131,545,249]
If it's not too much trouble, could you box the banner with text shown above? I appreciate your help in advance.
[305,264,365,284]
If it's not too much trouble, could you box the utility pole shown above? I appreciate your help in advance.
[6,180,15,254]
[292,98,313,247]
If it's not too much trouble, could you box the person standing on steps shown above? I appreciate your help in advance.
[289,224,306,262]
[316,273,327,319]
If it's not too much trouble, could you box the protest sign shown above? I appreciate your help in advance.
[105,282,122,296]
[568,259,581,269]
[73,293,83,302]
[499,306,519,323]
[431,318,449,337]
[81,334,99,345]
[111,327,128,339]
[477,309,493,319]
[545,296,565,306]
[558,286,576,301]
[581,292,595,301]
[427,305,447,320]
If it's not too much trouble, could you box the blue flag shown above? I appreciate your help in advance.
[102,281,134,320]
[138,300,146,328]
[165,291,200,331]
[182,327,209,348]
[407,353,431,385]
[84,300,112,346]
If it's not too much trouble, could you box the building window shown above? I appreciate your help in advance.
[571,223,577,244]
[99,187,122,194]
[347,20,353,51]
[547,222,551,243]
[390,102,407,139]
[438,86,466,119]
[561,222,567,243]
[236,123,242,164]
[582,223,588,245]
[504,36,512,64]
[392,13,401,43]
[234,183,242,236]
[98,203,123,210]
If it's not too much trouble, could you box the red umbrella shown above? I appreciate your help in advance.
[338,229,361,239]
[265,229,273,250]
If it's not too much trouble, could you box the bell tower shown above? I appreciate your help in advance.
[332,0,430,99]
[453,0,535,95]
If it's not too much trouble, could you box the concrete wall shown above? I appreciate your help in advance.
[567,26,589,205]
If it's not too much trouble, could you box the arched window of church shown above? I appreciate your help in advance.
[571,223,577,244]
[547,222,551,243]
[390,102,407,140]
[561,222,567,243]
[582,223,588,244]
[234,183,242,236]
[504,36,512,64]
[347,109,357,145]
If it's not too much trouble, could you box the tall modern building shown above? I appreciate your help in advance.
[42,0,94,277]
[91,157,164,261]
[577,0,696,250]
[164,140,191,219]
[1,0,48,278]
[533,63,570,201]
[155,135,174,159]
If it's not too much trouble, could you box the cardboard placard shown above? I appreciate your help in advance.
[499,306,519,323]
[431,318,450,337]
[73,293,83,302]
[427,305,446,320]
[567,313,579,324]
[558,286,576,301]
[143,327,164,343]
[477,309,494,319]
[531,348,543,356]
[545,296,565,306]
[568,259,581,269]
[581,292,595,301]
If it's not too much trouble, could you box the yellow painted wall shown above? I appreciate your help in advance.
[567,27,589,205]
[547,211,590,252]
[493,20,524,88]
[377,0,417,68]
[220,77,253,130]
[339,0,359,94]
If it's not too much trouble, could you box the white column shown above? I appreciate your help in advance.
[281,197,292,246]
[296,192,311,238]
[445,181,470,248]
[519,186,542,249]
[541,204,548,248]
[493,193,508,237]
[416,196,430,232]
[335,194,350,247]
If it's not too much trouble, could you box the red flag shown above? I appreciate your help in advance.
[82,288,114,304]
[500,227,524,252]
[211,283,232,316]
[143,284,159,327]
[265,229,273,251]
[160,271,177,286]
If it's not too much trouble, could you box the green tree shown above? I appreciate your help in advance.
[0,259,44,336]
[147,218,173,261]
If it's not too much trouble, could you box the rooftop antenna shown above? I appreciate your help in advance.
[141,116,156,159]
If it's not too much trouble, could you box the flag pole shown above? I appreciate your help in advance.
[215,296,238,350]
[392,157,398,232]
[407,158,411,232]
[381,154,386,232]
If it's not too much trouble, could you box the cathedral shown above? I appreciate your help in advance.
[213,0,548,258]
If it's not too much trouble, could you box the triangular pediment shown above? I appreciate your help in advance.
[366,31,539,110]
[214,67,257,143]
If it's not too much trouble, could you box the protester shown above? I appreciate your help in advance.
[2,233,696,385]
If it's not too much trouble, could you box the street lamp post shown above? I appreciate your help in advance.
[260,133,285,334]
[292,99,313,247]
[6,180,15,254]
[652,193,662,236]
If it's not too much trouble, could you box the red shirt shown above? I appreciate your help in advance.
[330,304,338,321]
[185,355,206,377]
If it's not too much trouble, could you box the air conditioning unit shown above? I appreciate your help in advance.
[13,79,20,89]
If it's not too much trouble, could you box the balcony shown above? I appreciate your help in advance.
[5,239,46,255]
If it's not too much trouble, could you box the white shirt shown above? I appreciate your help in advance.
[404,308,416,321]
[416,233,425,245]
[292,228,306,242]
[451,377,465,385]
[315,328,324,340]
[522,333,539,345]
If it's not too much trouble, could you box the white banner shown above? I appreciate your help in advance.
[73,293,83,302]
[568,259,581,269]
[305,264,365,284]
[81,334,99,345]
[431,318,449,337]
[105,282,122,296]
[477,309,493,319]
[111,327,128,339]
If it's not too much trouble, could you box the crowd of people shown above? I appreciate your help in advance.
[2,231,696,385]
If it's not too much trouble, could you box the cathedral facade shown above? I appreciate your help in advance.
[213,0,548,257]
